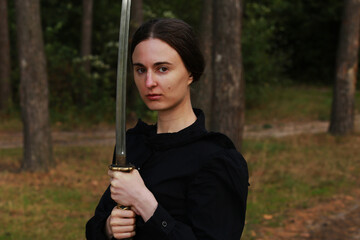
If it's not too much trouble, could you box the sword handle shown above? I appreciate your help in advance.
[108,164,135,240]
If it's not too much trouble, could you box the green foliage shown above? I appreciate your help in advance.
[4,0,351,126]
[242,0,344,107]
[40,1,121,126]
[143,0,202,30]
[242,1,290,107]
[269,0,343,84]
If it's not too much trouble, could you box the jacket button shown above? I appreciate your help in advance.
[162,221,167,228]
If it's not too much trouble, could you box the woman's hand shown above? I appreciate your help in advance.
[105,207,136,239]
[108,169,158,222]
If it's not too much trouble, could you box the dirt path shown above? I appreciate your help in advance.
[0,118,333,149]
[2,114,360,148]
[0,129,116,149]
[244,120,329,139]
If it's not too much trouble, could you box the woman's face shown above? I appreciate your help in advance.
[132,38,193,113]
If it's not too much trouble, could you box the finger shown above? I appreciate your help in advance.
[108,170,123,178]
[108,169,117,178]
[112,225,136,233]
[110,180,124,190]
[112,209,136,218]
[113,231,136,240]
[110,216,136,226]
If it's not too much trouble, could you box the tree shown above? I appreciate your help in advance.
[130,0,143,36]
[192,0,213,129]
[198,0,245,150]
[329,0,360,135]
[127,0,143,120]
[15,0,53,171]
[81,0,93,74]
[0,0,12,111]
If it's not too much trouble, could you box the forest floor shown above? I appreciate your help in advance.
[1,116,360,240]
[254,190,360,240]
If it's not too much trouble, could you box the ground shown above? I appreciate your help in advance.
[255,191,360,240]
[1,118,359,240]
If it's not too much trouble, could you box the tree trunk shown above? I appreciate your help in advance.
[0,0,12,111]
[15,0,53,171]
[192,0,213,129]
[130,0,143,38]
[211,0,245,150]
[329,0,360,135]
[127,0,143,120]
[81,0,93,74]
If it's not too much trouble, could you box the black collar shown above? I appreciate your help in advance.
[129,108,208,150]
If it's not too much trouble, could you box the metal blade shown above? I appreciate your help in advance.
[115,0,131,166]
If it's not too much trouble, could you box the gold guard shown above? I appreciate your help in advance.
[109,164,134,172]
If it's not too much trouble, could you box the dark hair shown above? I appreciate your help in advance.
[130,18,205,83]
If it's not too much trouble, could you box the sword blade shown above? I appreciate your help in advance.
[115,0,131,166]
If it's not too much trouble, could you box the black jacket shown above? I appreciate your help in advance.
[86,109,249,239]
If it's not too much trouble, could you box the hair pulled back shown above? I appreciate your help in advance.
[130,18,205,83]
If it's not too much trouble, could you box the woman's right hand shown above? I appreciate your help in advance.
[105,207,136,239]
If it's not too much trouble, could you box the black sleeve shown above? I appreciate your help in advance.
[136,149,249,239]
[86,186,117,240]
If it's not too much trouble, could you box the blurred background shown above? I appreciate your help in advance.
[0,0,359,239]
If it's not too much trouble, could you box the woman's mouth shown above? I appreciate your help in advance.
[146,94,162,100]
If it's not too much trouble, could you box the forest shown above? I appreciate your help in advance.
[0,0,360,239]
[0,1,356,124]
[1,0,358,170]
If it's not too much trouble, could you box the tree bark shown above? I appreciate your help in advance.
[0,0,12,111]
[127,0,143,120]
[329,0,360,135]
[15,0,53,171]
[81,0,93,74]
[192,0,213,129]
[130,0,143,38]
[211,0,245,150]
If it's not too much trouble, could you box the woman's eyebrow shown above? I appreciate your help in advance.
[133,62,144,67]
[154,61,172,66]
[133,62,172,67]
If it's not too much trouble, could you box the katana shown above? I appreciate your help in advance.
[109,1,134,228]
[109,0,133,172]
[109,2,133,239]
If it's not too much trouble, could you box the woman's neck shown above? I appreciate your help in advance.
[156,102,196,134]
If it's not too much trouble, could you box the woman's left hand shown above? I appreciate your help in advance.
[108,169,158,222]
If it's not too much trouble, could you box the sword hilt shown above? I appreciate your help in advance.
[108,164,135,240]
[109,164,134,172]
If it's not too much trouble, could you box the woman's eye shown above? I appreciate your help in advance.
[158,67,168,73]
[136,68,146,74]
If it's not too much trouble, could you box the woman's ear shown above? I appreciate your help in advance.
[188,73,194,85]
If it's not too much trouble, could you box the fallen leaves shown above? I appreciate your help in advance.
[263,214,274,220]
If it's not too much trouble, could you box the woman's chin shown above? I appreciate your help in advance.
[144,102,164,112]
[145,105,162,112]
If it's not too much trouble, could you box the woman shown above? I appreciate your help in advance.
[86,18,249,240]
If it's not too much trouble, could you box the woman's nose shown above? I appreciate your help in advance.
[145,71,157,88]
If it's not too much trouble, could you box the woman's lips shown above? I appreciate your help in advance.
[146,94,162,100]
